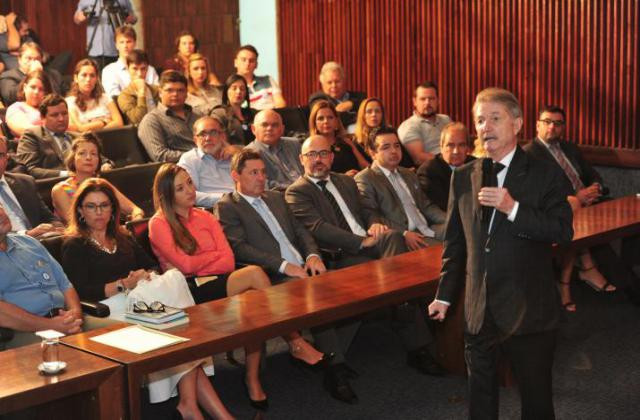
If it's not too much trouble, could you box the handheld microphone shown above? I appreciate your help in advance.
[481,158,493,223]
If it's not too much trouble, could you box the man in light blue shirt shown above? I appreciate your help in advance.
[73,0,137,71]
[0,204,83,349]
[178,116,237,208]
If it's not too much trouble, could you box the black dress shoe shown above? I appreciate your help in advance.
[290,352,336,372]
[243,380,269,411]
[407,347,446,376]
[323,364,358,404]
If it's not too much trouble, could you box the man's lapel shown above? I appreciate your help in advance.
[232,191,271,233]
[491,147,528,235]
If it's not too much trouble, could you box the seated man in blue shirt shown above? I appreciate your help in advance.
[178,116,238,208]
[0,203,83,350]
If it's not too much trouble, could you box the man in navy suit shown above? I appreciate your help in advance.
[429,88,574,419]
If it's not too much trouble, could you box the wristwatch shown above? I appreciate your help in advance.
[116,279,125,293]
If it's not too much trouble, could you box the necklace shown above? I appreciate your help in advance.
[89,236,118,254]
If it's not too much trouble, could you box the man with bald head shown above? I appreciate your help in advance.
[417,122,476,211]
[244,109,303,190]
[178,116,238,207]
[286,135,444,390]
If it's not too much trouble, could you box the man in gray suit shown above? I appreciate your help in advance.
[285,135,407,267]
[216,150,364,404]
[355,127,446,251]
[16,94,112,179]
[244,109,303,191]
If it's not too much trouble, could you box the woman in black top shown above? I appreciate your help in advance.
[61,178,235,419]
[308,99,368,176]
[210,74,256,146]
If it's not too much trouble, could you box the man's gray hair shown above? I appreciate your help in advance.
[319,61,345,81]
[472,87,523,119]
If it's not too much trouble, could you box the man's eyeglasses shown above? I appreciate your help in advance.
[196,130,223,139]
[132,301,165,313]
[302,150,332,159]
[82,202,112,213]
[539,119,565,127]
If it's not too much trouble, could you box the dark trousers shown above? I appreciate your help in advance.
[464,311,557,420]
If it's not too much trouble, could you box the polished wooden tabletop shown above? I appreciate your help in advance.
[570,195,640,247]
[0,342,123,417]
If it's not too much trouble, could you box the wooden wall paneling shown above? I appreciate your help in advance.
[277,0,640,167]
[141,0,239,79]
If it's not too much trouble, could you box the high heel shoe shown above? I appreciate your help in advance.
[578,266,616,292]
[290,352,335,372]
[242,380,269,411]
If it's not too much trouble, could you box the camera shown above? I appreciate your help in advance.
[81,6,96,19]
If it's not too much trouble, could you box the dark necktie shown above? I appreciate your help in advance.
[482,161,505,233]
[316,180,351,232]
[547,142,584,192]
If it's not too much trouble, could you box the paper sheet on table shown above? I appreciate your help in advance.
[90,325,189,354]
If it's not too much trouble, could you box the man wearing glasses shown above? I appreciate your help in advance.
[178,116,237,208]
[525,105,605,206]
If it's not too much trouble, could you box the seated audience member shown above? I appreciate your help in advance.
[308,61,365,126]
[0,12,20,73]
[66,58,123,132]
[210,73,256,145]
[101,26,159,98]
[233,44,285,110]
[0,136,63,238]
[185,53,222,115]
[244,109,302,190]
[60,178,233,417]
[5,70,51,137]
[0,42,64,106]
[524,105,640,309]
[149,163,326,409]
[138,70,201,162]
[178,116,236,208]
[51,133,144,223]
[354,97,415,168]
[17,94,103,179]
[416,122,475,211]
[0,204,83,350]
[164,30,221,84]
[0,13,70,75]
[285,135,405,267]
[116,49,160,125]
[398,81,451,165]
[309,99,368,176]
[355,127,446,250]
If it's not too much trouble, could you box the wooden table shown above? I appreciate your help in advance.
[0,342,124,419]
[62,246,444,420]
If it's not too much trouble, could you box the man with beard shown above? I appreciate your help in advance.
[398,81,451,165]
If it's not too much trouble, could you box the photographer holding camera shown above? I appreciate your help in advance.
[73,0,137,72]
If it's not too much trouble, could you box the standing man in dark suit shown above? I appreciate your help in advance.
[286,135,407,267]
[355,127,446,250]
[0,137,63,238]
[429,88,574,419]
[417,122,475,212]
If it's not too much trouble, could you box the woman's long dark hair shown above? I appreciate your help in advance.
[65,178,126,241]
[152,163,198,255]
[67,58,104,112]
[221,73,250,109]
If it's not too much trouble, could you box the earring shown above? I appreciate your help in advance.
[78,213,85,223]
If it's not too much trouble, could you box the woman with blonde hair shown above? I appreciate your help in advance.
[185,53,222,115]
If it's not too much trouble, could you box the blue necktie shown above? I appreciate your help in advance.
[0,180,31,229]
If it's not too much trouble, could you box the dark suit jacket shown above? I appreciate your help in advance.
[0,67,64,106]
[355,163,446,240]
[523,138,604,193]
[4,172,56,227]
[285,173,377,255]
[16,127,76,179]
[435,147,574,335]
[417,154,475,211]
[214,190,319,274]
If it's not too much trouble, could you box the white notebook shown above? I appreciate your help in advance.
[90,325,189,354]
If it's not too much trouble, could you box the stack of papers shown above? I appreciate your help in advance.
[90,325,189,354]
[125,306,189,330]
